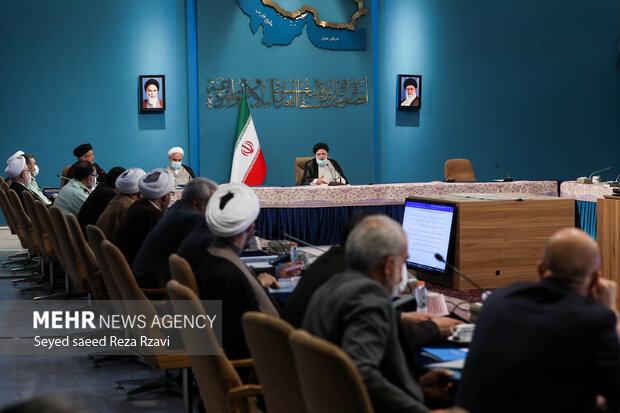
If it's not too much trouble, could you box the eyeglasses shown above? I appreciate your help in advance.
[90,174,99,178]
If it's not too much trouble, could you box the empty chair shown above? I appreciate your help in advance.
[294,157,313,185]
[48,207,90,295]
[86,225,122,302]
[444,159,476,182]
[0,189,29,251]
[22,192,58,286]
[101,240,191,402]
[6,189,41,277]
[168,253,199,296]
[167,279,261,413]
[66,214,107,300]
[242,312,307,413]
[289,329,374,413]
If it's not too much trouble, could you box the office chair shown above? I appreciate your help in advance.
[289,329,374,413]
[167,279,262,413]
[294,157,313,185]
[242,312,307,413]
[168,253,199,296]
[444,159,476,182]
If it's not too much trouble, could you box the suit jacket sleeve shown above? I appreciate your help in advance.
[341,289,429,413]
[301,159,317,185]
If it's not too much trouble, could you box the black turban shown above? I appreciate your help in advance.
[404,78,418,89]
[73,143,93,158]
[144,79,160,92]
[313,142,329,154]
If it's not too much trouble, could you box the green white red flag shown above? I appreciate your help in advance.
[230,93,266,185]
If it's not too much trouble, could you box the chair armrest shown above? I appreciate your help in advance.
[227,384,262,400]
[230,358,254,369]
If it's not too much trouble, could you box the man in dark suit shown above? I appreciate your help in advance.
[114,168,175,267]
[132,177,217,288]
[456,228,620,413]
[301,142,347,185]
[303,215,456,413]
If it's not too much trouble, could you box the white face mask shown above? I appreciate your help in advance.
[23,171,32,184]
[391,263,410,298]
[32,165,39,177]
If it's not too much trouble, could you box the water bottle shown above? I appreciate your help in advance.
[289,242,299,262]
[415,281,428,313]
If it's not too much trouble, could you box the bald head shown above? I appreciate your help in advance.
[540,228,600,289]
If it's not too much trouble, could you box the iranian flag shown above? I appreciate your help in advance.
[230,93,266,185]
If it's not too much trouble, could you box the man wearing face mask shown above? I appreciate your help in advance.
[165,147,195,187]
[21,153,52,206]
[54,161,96,216]
[301,142,347,186]
[114,168,175,267]
[5,155,37,206]
[303,215,458,413]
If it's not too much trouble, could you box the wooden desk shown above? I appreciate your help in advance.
[595,196,620,311]
[411,193,575,291]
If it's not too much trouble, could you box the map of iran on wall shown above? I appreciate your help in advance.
[237,0,367,50]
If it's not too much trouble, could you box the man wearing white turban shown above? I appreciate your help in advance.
[95,168,146,240]
[6,156,36,206]
[165,147,195,187]
[133,177,218,289]
[194,182,279,361]
[114,168,175,266]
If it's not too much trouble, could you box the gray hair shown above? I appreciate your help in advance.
[181,177,218,203]
[345,214,406,274]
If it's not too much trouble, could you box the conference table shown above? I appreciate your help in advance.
[559,181,616,239]
[253,180,558,245]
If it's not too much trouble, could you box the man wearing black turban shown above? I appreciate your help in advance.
[143,79,163,109]
[61,143,106,187]
[400,78,420,108]
[301,142,348,186]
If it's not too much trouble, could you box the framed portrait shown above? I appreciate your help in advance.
[397,74,421,111]
[139,75,166,113]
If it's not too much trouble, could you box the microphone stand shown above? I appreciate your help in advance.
[435,254,485,291]
[280,231,328,254]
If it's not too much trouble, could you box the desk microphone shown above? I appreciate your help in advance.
[279,231,328,254]
[495,164,514,182]
[57,174,71,181]
[434,253,487,294]
[588,166,612,179]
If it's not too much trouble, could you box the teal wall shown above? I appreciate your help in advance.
[1,0,619,195]
[376,0,620,183]
[196,1,375,186]
[0,0,190,191]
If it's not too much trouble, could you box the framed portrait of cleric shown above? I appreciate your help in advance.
[397,74,422,111]
[139,75,166,113]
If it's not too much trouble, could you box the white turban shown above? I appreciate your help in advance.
[115,168,146,195]
[138,168,175,199]
[205,182,260,238]
[7,151,24,165]
[5,156,26,179]
[167,147,184,157]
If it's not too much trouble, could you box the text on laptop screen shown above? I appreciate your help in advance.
[402,200,456,274]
